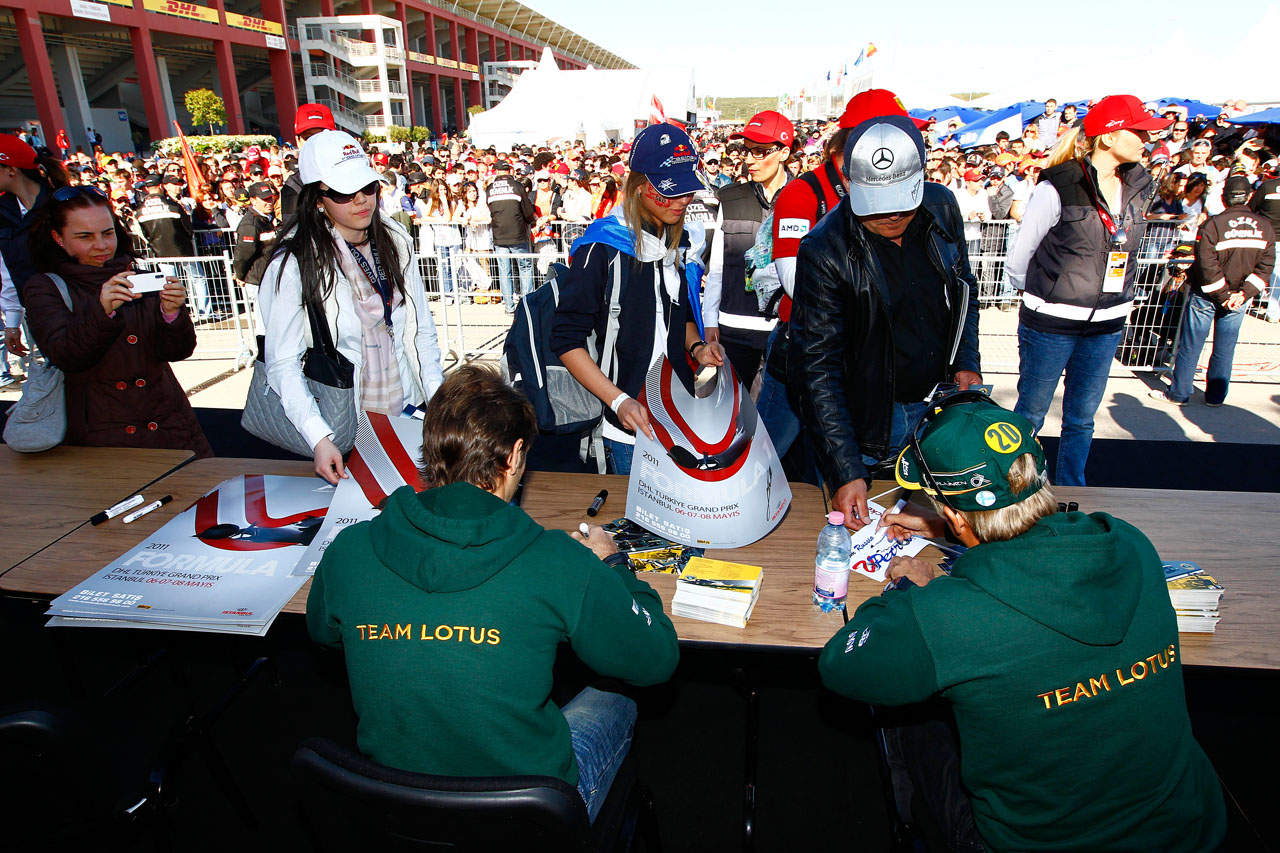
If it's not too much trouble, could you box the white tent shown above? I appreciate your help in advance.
[468,48,613,149]
[468,49,697,149]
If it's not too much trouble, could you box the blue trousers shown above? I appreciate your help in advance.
[563,687,637,823]
[603,438,633,476]
[1168,293,1244,405]
[1014,325,1123,487]
[495,242,534,307]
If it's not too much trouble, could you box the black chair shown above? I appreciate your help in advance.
[291,736,658,852]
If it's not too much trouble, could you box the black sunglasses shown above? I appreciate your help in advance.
[322,181,380,203]
[53,185,107,202]
[907,389,1002,512]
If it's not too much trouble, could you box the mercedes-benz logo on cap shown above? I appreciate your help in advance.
[872,148,894,170]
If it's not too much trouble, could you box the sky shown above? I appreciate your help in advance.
[522,0,1275,105]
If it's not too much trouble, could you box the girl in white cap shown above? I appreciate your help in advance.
[261,130,444,483]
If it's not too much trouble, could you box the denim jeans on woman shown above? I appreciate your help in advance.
[1168,293,1244,405]
[1014,325,1123,487]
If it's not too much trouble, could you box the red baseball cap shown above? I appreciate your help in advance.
[839,89,930,130]
[731,110,794,147]
[1082,94,1171,137]
[294,102,336,136]
[0,134,37,169]
[963,169,984,182]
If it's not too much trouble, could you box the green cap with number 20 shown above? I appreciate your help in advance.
[895,402,1048,512]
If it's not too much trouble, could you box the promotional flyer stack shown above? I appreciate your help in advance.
[671,557,764,629]
[1164,561,1225,633]
[45,412,424,636]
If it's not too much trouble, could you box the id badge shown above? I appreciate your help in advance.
[1103,252,1129,293]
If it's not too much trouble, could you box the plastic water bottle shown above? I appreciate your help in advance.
[813,511,852,611]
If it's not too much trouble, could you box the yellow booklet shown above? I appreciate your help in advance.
[678,557,763,593]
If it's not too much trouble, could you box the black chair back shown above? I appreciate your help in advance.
[291,737,595,852]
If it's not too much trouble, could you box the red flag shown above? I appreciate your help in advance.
[174,120,209,201]
[648,93,666,125]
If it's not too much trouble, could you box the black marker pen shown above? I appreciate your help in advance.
[586,489,608,517]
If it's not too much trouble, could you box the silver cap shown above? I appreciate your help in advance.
[843,115,926,216]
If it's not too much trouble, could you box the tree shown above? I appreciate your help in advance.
[185,88,226,135]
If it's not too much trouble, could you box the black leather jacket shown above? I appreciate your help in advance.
[789,182,981,488]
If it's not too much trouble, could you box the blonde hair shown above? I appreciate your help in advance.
[621,170,683,259]
[1043,125,1104,170]
[932,453,1057,543]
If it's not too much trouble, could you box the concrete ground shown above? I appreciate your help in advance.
[3,302,1277,446]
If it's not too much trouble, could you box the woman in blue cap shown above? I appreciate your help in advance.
[550,123,724,474]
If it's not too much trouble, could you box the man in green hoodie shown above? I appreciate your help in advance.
[819,393,1225,851]
[307,364,680,822]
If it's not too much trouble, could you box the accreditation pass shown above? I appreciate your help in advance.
[1103,252,1129,293]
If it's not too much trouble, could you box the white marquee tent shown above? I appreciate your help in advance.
[468,47,696,149]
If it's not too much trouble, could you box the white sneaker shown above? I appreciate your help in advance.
[1148,389,1186,406]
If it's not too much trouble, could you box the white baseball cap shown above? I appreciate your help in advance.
[298,130,383,193]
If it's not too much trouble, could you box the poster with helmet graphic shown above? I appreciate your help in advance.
[626,357,791,548]
[45,475,334,634]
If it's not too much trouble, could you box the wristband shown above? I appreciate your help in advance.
[603,552,630,569]
[609,392,630,415]
[688,340,706,357]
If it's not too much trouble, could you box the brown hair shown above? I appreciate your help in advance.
[621,169,683,258]
[418,363,537,492]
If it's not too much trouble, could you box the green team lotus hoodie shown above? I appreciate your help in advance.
[819,512,1225,852]
[307,481,680,784]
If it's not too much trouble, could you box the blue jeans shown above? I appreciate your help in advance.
[1168,293,1243,405]
[435,244,457,296]
[562,687,637,823]
[859,401,929,475]
[603,438,633,475]
[757,326,801,457]
[495,241,534,307]
[1014,325,1123,487]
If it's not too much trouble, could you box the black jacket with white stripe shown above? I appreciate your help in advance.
[1189,205,1275,306]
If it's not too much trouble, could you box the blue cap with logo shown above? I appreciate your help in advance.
[628,122,703,197]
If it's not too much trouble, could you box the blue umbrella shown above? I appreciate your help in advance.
[950,102,1044,149]
[1228,107,1280,125]
[1155,98,1222,121]
[908,106,985,126]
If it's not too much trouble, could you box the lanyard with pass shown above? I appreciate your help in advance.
[346,240,393,336]
[1080,162,1131,292]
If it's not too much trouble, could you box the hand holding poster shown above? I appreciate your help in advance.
[846,499,930,583]
[626,358,790,548]
[293,410,425,576]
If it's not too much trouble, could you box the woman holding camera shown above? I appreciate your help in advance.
[22,186,212,456]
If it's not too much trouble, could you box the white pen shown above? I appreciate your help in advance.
[579,522,591,538]
[871,498,909,547]
[90,494,144,525]
[122,494,173,524]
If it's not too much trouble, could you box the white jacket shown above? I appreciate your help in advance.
[259,214,445,451]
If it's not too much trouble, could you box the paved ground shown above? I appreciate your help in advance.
[4,303,1277,445]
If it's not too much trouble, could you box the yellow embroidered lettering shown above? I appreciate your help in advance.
[395,623,410,640]
[378,624,392,640]
[1073,682,1091,701]
[1167,644,1176,663]
[1117,668,1135,686]
[453,625,469,642]
[1037,691,1054,709]
[420,624,433,640]
[1156,650,1169,669]
[486,628,501,645]
[1054,687,1073,706]
[1089,674,1110,694]
[1131,661,1148,680]
[435,625,453,641]
[365,624,380,639]
[356,625,368,640]
[1146,653,1161,672]
[468,627,485,644]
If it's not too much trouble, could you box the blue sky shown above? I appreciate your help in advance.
[523,0,1273,104]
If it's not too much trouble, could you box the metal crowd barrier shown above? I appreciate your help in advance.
[136,253,257,369]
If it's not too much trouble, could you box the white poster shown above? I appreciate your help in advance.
[627,358,791,548]
[46,475,333,628]
[847,499,930,583]
[292,410,425,576]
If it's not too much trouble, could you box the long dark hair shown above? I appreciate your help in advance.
[28,189,136,272]
[273,181,406,305]
[24,152,72,191]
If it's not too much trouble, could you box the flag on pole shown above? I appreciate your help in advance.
[174,121,209,201]
[649,93,666,125]
[853,48,866,67]
[866,42,878,58]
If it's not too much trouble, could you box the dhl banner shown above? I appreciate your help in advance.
[408,50,434,65]
[143,0,218,24]
[436,57,458,69]
[459,62,479,73]
[226,11,284,36]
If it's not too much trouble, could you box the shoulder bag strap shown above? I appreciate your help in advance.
[304,293,340,359]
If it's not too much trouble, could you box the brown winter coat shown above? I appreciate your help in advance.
[23,256,213,457]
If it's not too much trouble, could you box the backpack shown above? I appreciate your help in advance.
[500,258,622,440]
[3,274,72,452]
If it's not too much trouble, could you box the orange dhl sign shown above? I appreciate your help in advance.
[436,57,458,69]
[142,0,219,23]
[225,11,284,36]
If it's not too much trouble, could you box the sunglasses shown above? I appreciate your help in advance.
[53,185,107,202]
[743,145,783,160]
[322,181,380,203]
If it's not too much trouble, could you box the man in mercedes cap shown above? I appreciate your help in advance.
[790,113,981,531]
